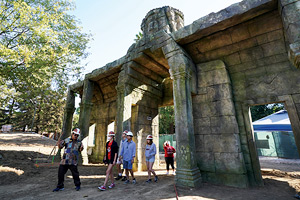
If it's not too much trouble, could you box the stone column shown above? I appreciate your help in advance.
[163,48,201,187]
[115,69,132,143]
[171,69,202,187]
[78,79,94,164]
[61,88,76,139]
[55,88,75,161]
[279,0,300,68]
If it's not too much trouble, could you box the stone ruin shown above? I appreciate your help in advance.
[61,0,300,188]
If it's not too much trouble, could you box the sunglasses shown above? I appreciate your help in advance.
[73,134,79,137]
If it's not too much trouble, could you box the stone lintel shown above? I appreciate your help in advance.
[173,0,276,44]
[175,167,202,188]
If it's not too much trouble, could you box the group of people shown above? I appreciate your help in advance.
[52,128,176,192]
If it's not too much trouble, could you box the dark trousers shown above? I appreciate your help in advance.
[165,157,174,170]
[57,164,81,188]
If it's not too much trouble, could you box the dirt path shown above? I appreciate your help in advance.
[0,133,299,200]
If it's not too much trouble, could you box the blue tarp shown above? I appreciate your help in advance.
[253,110,292,132]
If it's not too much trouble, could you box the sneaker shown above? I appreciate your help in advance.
[166,171,169,175]
[124,180,130,184]
[75,186,80,191]
[295,194,300,199]
[98,185,106,191]
[53,187,64,192]
[154,176,158,182]
[132,178,136,184]
[121,177,127,181]
[108,183,115,189]
[115,175,122,180]
[173,171,176,175]
[146,179,152,183]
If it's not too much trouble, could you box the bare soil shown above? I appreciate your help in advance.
[0,133,299,200]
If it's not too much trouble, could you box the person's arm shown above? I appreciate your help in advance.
[150,144,156,157]
[119,142,124,159]
[58,139,65,149]
[131,142,136,163]
[172,146,176,153]
[79,142,84,152]
[113,149,118,165]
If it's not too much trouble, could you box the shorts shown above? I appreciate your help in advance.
[107,159,114,164]
[117,158,123,165]
[146,157,155,162]
[123,160,133,170]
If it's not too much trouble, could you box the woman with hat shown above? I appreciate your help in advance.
[145,135,158,183]
[98,131,119,191]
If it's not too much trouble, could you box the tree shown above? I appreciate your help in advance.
[0,0,90,90]
[159,106,175,134]
[250,103,285,122]
[0,0,91,133]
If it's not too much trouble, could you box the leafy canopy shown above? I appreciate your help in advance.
[0,0,90,133]
[0,0,90,90]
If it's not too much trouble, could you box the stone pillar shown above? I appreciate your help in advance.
[78,79,94,164]
[55,88,75,161]
[163,45,201,186]
[279,95,300,157]
[115,69,132,143]
[279,0,300,68]
[61,88,76,139]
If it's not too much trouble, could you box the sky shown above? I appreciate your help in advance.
[72,0,242,74]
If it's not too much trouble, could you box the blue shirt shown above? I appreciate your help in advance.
[145,143,156,159]
[120,140,136,161]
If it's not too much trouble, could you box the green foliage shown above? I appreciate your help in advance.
[250,103,285,122]
[0,0,91,133]
[159,106,174,134]
[0,0,90,90]
[72,107,80,129]
[134,32,143,42]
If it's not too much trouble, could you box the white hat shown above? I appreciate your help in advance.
[123,130,128,135]
[146,135,153,140]
[72,128,80,135]
[126,131,133,137]
[108,131,115,137]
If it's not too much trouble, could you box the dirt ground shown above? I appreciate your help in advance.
[0,133,300,200]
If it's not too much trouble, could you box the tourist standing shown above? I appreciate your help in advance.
[119,131,136,184]
[163,141,176,175]
[98,131,119,191]
[53,128,83,192]
[115,130,128,181]
[145,135,158,183]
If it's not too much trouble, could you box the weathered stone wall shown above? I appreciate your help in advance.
[189,9,300,186]
[89,101,117,163]
[193,60,248,187]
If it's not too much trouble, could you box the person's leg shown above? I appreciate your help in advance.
[124,160,129,179]
[170,157,175,173]
[104,164,113,186]
[149,162,156,177]
[57,165,68,188]
[165,157,170,174]
[129,169,135,179]
[109,163,115,184]
[70,165,81,187]
[146,161,151,180]
[128,160,134,179]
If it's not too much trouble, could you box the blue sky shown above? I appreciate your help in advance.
[72,0,241,74]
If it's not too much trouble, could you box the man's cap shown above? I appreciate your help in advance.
[126,131,133,137]
[72,128,80,135]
